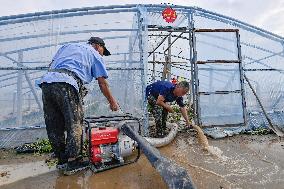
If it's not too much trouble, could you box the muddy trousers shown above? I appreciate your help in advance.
[148,95,168,137]
[41,82,84,162]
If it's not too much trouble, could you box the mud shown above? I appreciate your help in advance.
[1,133,283,189]
[0,149,49,165]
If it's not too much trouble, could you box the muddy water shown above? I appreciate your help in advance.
[192,124,209,150]
[1,134,284,189]
[1,155,167,189]
[55,155,167,189]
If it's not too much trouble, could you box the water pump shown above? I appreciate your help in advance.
[90,126,135,163]
[85,115,141,172]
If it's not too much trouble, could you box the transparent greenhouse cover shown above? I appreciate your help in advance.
[0,4,284,146]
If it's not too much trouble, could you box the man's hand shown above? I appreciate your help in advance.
[97,77,119,111]
[180,107,192,128]
[109,100,119,111]
[186,123,193,129]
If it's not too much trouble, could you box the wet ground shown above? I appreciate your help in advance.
[1,133,283,189]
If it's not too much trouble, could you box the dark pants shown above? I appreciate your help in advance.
[41,82,83,162]
[148,95,168,137]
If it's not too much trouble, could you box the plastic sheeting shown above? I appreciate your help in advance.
[0,6,146,130]
[0,4,284,145]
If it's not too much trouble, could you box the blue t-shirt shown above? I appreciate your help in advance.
[40,43,108,91]
[146,81,185,107]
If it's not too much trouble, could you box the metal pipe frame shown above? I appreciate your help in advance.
[197,60,241,64]
[197,32,284,59]
[0,30,136,43]
[195,29,239,32]
[24,71,42,111]
[1,4,284,129]
[137,5,149,135]
[193,30,246,127]
[0,70,40,82]
[0,67,144,71]
[194,38,284,75]
[153,31,284,71]
[2,35,130,56]
[16,52,23,127]
[149,34,189,40]
[192,29,201,125]
[163,32,184,53]
[0,6,139,26]
[148,32,172,57]
[199,90,241,95]
[0,75,42,89]
[237,31,248,127]
[0,4,282,42]
[244,74,284,136]
[188,11,197,124]
[187,11,194,109]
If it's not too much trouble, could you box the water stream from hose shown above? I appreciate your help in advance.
[192,124,228,161]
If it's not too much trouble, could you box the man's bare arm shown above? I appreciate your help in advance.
[156,95,174,113]
[97,77,118,111]
[180,107,191,126]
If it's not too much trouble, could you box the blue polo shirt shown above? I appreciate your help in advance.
[40,43,108,91]
[146,81,185,107]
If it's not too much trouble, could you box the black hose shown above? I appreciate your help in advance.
[119,122,196,189]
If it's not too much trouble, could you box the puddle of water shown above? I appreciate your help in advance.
[207,146,228,161]
[0,161,56,186]
[1,155,167,189]
[1,134,283,189]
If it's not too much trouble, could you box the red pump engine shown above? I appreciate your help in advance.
[89,126,135,164]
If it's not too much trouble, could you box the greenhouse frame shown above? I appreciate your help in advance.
[0,4,284,147]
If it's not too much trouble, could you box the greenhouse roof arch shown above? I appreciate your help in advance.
[0,4,284,136]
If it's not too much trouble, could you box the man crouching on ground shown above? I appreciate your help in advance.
[146,80,191,137]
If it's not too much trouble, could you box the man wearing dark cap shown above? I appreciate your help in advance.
[39,37,119,175]
[87,37,111,56]
[146,80,191,137]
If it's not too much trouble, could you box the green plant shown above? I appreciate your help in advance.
[170,113,182,122]
[45,158,58,168]
[82,139,89,157]
[172,105,180,114]
[250,128,271,135]
[33,139,53,155]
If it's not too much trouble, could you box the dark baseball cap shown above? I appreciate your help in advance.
[87,37,111,56]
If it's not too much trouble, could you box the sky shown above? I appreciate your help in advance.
[0,0,283,36]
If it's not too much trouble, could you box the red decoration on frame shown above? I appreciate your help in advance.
[162,6,177,23]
